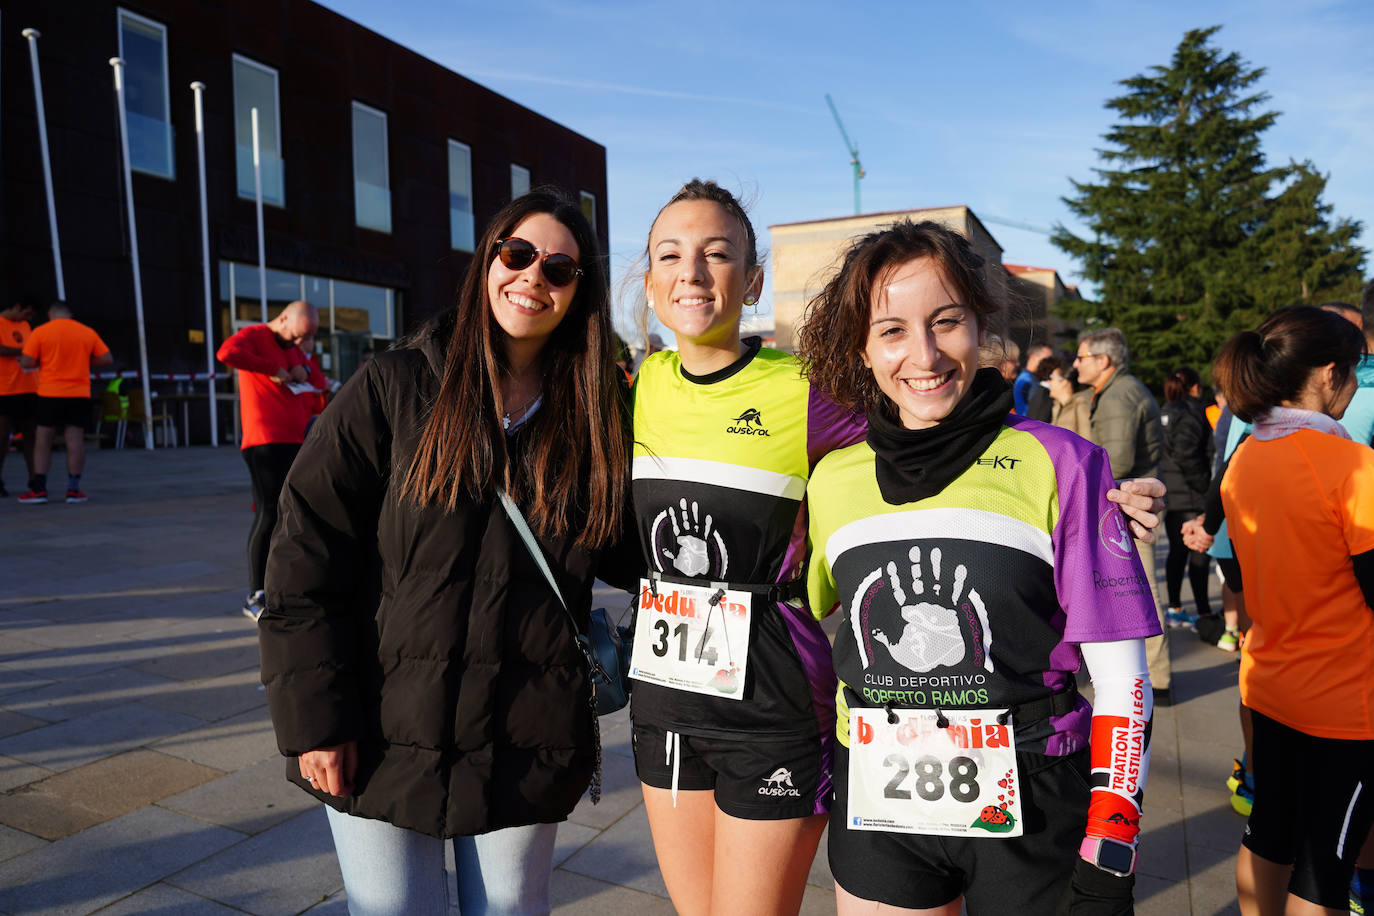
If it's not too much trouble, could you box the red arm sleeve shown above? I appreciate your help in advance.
[218,327,282,376]
[1081,640,1152,848]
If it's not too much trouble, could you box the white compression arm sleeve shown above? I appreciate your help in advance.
[1080,639,1152,845]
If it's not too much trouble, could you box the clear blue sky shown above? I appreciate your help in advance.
[320,0,1373,342]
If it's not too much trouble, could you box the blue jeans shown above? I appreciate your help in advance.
[325,806,558,916]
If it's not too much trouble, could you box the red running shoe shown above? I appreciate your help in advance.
[17,489,47,504]
[65,490,88,504]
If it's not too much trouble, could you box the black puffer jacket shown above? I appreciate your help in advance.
[1159,396,1213,514]
[259,332,631,838]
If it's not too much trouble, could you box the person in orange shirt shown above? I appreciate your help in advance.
[216,300,319,621]
[1213,305,1374,916]
[0,296,40,497]
[17,302,113,504]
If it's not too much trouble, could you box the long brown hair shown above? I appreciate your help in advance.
[1212,305,1365,423]
[798,219,1007,412]
[401,189,628,548]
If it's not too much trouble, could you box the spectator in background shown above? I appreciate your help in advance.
[1323,298,1374,446]
[16,302,112,504]
[217,300,319,622]
[1205,391,1222,430]
[1211,306,1372,916]
[998,336,1021,383]
[1024,350,1058,422]
[1159,367,1214,629]
[0,296,40,497]
[1013,342,1053,415]
[295,334,332,435]
[1048,360,1093,439]
[1075,327,1172,703]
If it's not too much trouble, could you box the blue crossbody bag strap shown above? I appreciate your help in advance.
[499,491,568,612]
[497,490,608,803]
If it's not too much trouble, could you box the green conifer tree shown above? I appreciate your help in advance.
[1247,161,1365,312]
[1052,26,1366,386]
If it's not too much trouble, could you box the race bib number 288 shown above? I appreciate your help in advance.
[629,579,751,700]
[847,707,1022,838]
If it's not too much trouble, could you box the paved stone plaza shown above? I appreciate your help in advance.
[0,446,1250,914]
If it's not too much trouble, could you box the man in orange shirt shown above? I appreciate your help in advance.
[217,300,320,621]
[0,296,40,497]
[17,302,113,504]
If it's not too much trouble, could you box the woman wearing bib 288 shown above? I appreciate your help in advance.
[627,181,1166,916]
[800,221,1160,915]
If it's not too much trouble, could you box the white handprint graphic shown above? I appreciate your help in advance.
[850,545,994,674]
[654,498,729,578]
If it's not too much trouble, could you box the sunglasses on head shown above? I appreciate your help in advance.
[495,237,583,288]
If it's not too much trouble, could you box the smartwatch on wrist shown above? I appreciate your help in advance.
[1079,836,1137,877]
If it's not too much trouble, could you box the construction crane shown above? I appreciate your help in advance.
[825,94,864,215]
[978,213,1054,236]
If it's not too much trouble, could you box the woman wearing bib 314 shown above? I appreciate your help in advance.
[800,220,1160,915]
[626,181,1166,916]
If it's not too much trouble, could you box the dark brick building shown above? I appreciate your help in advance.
[2,0,607,395]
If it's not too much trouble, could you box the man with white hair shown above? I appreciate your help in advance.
[218,301,322,621]
[1075,327,1171,703]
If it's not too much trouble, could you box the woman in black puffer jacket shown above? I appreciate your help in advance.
[258,190,634,915]
[1159,367,1214,626]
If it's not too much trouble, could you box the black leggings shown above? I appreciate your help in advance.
[1164,509,1212,616]
[243,443,300,592]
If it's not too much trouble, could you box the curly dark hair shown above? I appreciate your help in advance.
[797,219,1008,412]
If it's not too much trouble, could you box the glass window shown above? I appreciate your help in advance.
[117,9,173,178]
[232,55,284,205]
[231,263,299,323]
[221,261,395,347]
[580,191,597,228]
[510,164,530,199]
[351,102,391,233]
[304,275,331,332]
[333,279,392,338]
[448,140,475,252]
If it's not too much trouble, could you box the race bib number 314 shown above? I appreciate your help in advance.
[629,579,751,700]
[847,707,1022,838]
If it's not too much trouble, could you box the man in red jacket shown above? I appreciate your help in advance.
[217,300,322,621]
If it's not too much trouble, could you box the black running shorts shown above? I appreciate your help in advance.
[35,396,91,429]
[1243,710,1374,909]
[829,742,1093,914]
[632,719,828,820]
[0,392,36,423]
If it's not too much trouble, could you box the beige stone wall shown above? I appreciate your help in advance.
[1008,268,1083,352]
[769,206,1004,352]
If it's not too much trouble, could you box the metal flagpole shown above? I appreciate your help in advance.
[251,107,267,323]
[109,58,155,450]
[22,29,64,299]
[191,82,219,446]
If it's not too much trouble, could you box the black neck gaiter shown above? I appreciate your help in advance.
[866,367,1014,505]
